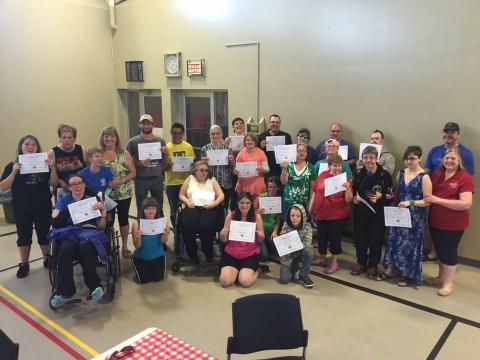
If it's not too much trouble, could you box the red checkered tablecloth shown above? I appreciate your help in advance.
[107,328,217,360]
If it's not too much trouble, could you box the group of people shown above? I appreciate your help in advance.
[0,113,474,302]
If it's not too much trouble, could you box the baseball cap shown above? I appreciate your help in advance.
[325,138,340,147]
[139,114,154,123]
[443,122,460,132]
[297,128,311,139]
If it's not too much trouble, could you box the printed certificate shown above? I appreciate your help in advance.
[274,144,297,164]
[273,230,304,257]
[230,136,245,151]
[138,142,162,161]
[207,149,229,166]
[236,162,258,177]
[258,197,282,214]
[338,146,348,160]
[67,197,101,225]
[191,191,215,207]
[359,143,382,158]
[229,220,256,243]
[324,172,347,197]
[172,156,193,172]
[266,136,285,151]
[19,153,48,174]
[140,218,167,235]
[384,207,412,228]
[356,194,376,214]
[317,162,329,175]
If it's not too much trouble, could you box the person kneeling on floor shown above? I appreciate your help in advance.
[49,174,107,309]
[131,197,170,283]
[274,204,314,288]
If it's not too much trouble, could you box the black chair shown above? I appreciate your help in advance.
[0,329,19,360]
[227,293,308,359]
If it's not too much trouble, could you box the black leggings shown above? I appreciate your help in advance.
[430,227,464,266]
[354,209,385,268]
[180,207,217,262]
[109,197,132,227]
[317,218,346,256]
[14,204,52,247]
[131,256,166,283]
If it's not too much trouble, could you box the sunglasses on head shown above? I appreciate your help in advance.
[108,345,135,359]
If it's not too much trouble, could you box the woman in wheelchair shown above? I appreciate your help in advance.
[178,160,224,263]
[49,174,108,309]
[219,192,265,288]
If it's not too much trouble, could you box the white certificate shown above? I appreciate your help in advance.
[356,193,376,214]
[384,207,412,228]
[359,143,382,158]
[266,136,285,151]
[324,172,347,197]
[338,146,348,160]
[274,144,297,164]
[191,191,215,207]
[273,230,304,257]
[318,162,329,175]
[207,149,229,166]
[140,218,167,235]
[236,162,258,178]
[230,136,245,151]
[105,196,118,212]
[172,156,193,172]
[259,197,282,214]
[229,220,256,243]
[67,197,101,225]
[138,142,162,161]
[19,153,48,174]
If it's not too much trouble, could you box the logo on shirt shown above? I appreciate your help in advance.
[449,182,458,189]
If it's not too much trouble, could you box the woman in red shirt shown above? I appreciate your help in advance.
[424,149,474,296]
[308,154,353,273]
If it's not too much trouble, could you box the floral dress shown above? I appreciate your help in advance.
[384,170,426,284]
[103,152,133,201]
[283,162,316,210]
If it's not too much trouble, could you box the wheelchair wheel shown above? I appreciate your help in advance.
[104,256,116,302]
[171,261,182,273]
[112,230,121,281]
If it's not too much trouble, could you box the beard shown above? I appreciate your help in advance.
[141,128,153,134]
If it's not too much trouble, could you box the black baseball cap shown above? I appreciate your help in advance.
[443,122,460,132]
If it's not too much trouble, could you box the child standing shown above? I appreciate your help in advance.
[275,204,314,288]
[131,198,170,283]
[78,147,113,194]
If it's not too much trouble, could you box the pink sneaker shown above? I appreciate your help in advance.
[312,257,327,266]
[324,263,338,274]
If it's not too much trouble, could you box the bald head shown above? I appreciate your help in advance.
[329,122,343,141]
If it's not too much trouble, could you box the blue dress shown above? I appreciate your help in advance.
[384,170,426,284]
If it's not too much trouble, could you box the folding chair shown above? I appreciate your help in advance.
[227,293,308,359]
[0,329,19,360]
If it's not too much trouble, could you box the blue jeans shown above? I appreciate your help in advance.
[134,176,164,219]
[166,185,182,227]
[279,248,312,284]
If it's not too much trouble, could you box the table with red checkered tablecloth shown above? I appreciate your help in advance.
[93,327,218,360]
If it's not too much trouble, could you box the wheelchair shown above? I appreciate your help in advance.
[47,223,120,309]
[170,202,225,273]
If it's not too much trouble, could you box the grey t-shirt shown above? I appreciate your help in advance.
[126,135,166,178]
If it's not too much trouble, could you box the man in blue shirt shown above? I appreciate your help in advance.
[78,148,114,194]
[316,122,356,167]
[425,122,475,175]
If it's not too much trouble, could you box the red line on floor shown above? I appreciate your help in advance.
[0,294,88,360]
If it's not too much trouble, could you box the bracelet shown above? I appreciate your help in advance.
[409,200,415,208]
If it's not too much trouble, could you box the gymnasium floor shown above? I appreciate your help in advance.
[1,204,479,360]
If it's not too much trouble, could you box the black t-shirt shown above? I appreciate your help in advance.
[1,161,52,210]
[257,129,293,177]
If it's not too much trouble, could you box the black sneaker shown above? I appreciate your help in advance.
[16,263,29,278]
[299,275,314,288]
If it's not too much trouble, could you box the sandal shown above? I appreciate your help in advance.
[397,277,409,287]
[374,272,394,281]
[122,248,133,259]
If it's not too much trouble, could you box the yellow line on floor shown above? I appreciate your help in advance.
[0,283,99,357]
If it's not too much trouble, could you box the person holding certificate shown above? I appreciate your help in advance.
[309,154,353,274]
[131,197,171,283]
[101,126,136,259]
[126,114,168,218]
[376,146,432,286]
[224,117,246,157]
[351,146,394,278]
[179,160,225,263]
[280,143,316,212]
[78,147,114,194]
[313,139,353,179]
[423,149,474,296]
[234,132,269,198]
[48,174,108,309]
[1,135,58,278]
[201,125,235,210]
[274,204,314,288]
[219,192,265,288]
[296,128,318,165]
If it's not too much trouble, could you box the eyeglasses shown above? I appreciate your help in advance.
[197,168,209,173]
[69,182,84,187]
[297,150,307,153]
[108,345,135,359]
